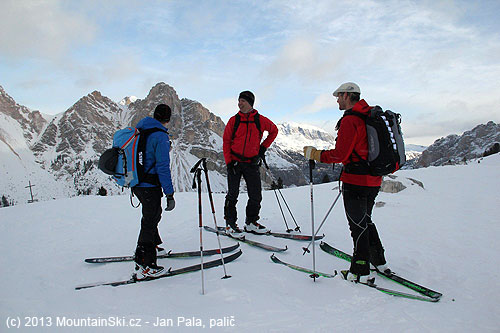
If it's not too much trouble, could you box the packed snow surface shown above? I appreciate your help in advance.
[1,154,499,332]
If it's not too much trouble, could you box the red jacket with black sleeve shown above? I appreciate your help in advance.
[223,109,278,165]
[320,99,382,187]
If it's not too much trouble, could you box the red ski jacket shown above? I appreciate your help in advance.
[223,109,278,165]
[320,99,382,187]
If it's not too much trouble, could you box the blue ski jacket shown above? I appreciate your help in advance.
[135,117,174,195]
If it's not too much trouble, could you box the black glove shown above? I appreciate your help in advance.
[165,194,175,211]
[227,161,239,174]
[259,145,267,158]
[228,161,240,169]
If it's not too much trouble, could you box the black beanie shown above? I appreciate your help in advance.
[154,104,171,123]
[239,91,255,107]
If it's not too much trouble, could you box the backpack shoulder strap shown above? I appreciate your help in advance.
[231,112,262,140]
[136,127,169,186]
[343,110,366,119]
[254,112,262,135]
[231,113,241,140]
[138,127,168,136]
[339,110,368,164]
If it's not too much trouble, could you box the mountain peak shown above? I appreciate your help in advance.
[88,90,104,99]
[146,82,178,100]
[0,84,16,106]
[119,96,138,106]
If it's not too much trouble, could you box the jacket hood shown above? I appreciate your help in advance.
[136,116,169,131]
[350,99,371,115]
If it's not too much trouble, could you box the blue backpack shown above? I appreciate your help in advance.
[99,127,168,187]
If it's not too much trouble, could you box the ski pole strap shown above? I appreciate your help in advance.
[190,158,206,189]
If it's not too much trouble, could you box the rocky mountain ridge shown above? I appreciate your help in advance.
[416,121,500,167]
[0,83,320,203]
[2,82,498,205]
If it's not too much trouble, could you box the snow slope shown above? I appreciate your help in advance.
[1,154,499,332]
[0,113,71,204]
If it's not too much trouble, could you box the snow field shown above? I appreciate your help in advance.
[1,154,499,332]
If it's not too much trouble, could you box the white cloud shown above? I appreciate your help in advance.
[264,36,349,83]
[297,93,337,114]
[1,0,499,146]
[0,1,96,61]
[70,52,143,89]
[205,98,239,123]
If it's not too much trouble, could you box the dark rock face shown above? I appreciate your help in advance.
[0,85,47,144]
[416,121,500,167]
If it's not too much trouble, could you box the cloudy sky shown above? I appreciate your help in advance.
[1,0,499,145]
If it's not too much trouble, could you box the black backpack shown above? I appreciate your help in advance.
[343,106,406,176]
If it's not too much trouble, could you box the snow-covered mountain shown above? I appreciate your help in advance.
[3,81,497,206]
[0,86,71,204]
[1,153,499,331]
[119,96,138,106]
[405,144,427,160]
[416,121,500,167]
[1,83,329,204]
[30,90,129,196]
[274,122,336,152]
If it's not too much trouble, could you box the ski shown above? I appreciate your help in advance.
[76,249,242,290]
[339,275,440,302]
[270,254,337,278]
[320,241,442,300]
[204,226,287,252]
[84,243,240,263]
[216,226,323,241]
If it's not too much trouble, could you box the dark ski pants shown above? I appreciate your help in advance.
[342,182,386,276]
[224,162,262,224]
[132,186,163,265]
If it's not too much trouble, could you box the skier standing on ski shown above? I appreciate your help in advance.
[223,91,278,234]
[132,104,175,280]
[303,82,389,283]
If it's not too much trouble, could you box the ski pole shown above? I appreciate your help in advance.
[302,190,341,255]
[196,168,205,295]
[273,188,291,232]
[201,158,231,279]
[262,156,301,232]
[309,160,319,281]
[277,188,300,232]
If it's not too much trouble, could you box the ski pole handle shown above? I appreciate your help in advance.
[190,158,205,173]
